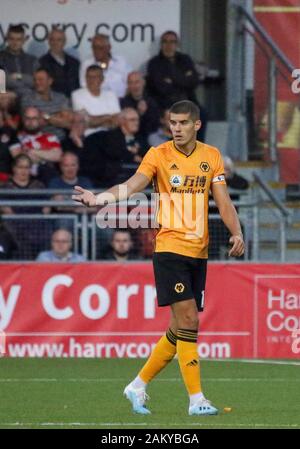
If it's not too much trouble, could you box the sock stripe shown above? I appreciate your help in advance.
[177,329,198,343]
[177,328,198,335]
[177,336,197,343]
[166,328,177,346]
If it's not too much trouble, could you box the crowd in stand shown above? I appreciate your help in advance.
[0,24,210,261]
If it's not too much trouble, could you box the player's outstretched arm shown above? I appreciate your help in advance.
[211,183,245,257]
[72,172,150,207]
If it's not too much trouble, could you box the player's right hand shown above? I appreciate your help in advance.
[72,186,97,207]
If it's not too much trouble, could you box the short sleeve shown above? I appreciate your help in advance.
[211,150,226,185]
[136,147,158,181]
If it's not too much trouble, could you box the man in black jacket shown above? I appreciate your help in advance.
[39,28,79,98]
[146,31,200,109]
[146,31,207,141]
[0,24,39,96]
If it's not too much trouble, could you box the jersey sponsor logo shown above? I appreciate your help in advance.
[170,164,179,170]
[169,175,183,187]
[200,161,210,172]
[174,282,185,293]
[183,175,206,188]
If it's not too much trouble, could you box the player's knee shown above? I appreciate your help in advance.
[178,313,199,330]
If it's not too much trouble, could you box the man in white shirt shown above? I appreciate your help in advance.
[72,64,120,138]
[71,65,121,186]
[79,34,132,98]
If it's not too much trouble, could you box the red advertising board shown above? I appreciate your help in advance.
[0,263,299,358]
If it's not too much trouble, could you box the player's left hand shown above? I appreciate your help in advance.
[228,235,245,257]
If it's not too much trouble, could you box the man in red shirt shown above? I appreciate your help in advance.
[11,106,62,183]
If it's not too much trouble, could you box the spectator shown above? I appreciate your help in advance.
[120,71,160,138]
[48,151,92,190]
[0,91,20,130]
[71,65,120,185]
[36,228,85,262]
[11,106,62,184]
[21,68,73,141]
[72,65,120,138]
[105,108,148,183]
[0,217,18,260]
[39,28,80,98]
[146,31,200,109]
[48,152,96,217]
[148,108,172,147]
[103,229,137,261]
[79,34,132,98]
[1,154,51,260]
[223,156,249,193]
[1,154,49,215]
[0,24,39,96]
[0,108,20,181]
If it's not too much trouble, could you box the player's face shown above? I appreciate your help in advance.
[169,112,201,146]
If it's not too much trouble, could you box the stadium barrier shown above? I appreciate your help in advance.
[0,262,299,359]
[0,189,258,261]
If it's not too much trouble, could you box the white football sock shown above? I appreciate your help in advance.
[189,392,205,406]
[130,375,147,390]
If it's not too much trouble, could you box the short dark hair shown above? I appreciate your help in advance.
[12,154,32,168]
[169,100,200,122]
[161,30,178,42]
[112,229,132,239]
[8,24,25,35]
[34,67,52,78]
[86,64,103,75]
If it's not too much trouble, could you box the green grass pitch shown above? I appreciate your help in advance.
[0,358,299,429]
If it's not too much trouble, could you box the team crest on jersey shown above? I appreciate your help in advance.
[169,174,183,187]
[174,283,185,293]
[200,162,210,172]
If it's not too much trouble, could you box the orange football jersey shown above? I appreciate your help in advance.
[137,140,226,258]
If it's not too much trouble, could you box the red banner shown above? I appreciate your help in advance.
[0,263,299,358]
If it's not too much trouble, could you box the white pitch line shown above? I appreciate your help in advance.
[204,359,300,366]
[0,422,299,428]
[0,377,299,383]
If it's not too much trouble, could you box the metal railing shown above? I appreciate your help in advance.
[0,190,259,261]
[229,2,298,162]
[252,172,291,261]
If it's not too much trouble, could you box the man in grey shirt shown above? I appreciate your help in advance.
[36,228,85,262]
[0,24,39,96]
[21,68,73,141]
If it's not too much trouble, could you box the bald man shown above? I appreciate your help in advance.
[79,34,132,98]
[120,71,160,138]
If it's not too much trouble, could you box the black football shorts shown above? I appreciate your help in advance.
[152,251,207,312]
